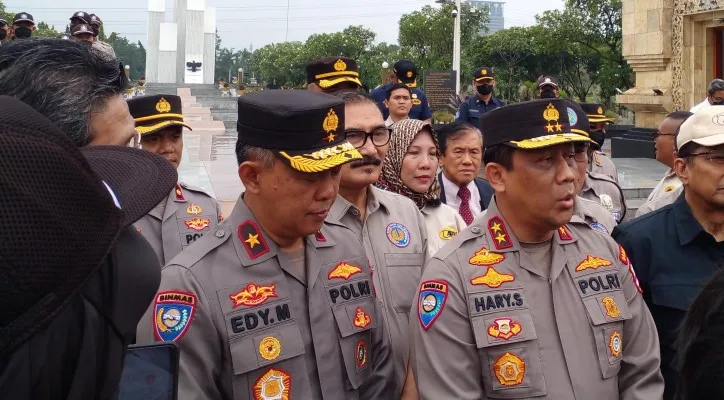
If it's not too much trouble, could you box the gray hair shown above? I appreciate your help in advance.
[708,79,724,96]
[0,39,126,147]
[235,144,275,167]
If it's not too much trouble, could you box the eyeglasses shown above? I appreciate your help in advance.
[652,131,675,138]
[686,151,724,164]
[345,127,391,149]
[127,129,142,149]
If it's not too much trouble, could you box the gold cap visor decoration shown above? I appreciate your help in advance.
[587,115,615,123]
[318,76,362,89]
[135,119,193,136]
[508,133,591,149]
[278,142,362,173]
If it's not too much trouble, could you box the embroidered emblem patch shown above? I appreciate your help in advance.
[230,283,278,308]
[328,262,362,280]
[487,318,522,340]
[618,244,629,264]
[567,107,578,126]
[543,103,563,133]
[597,106,604,115]
[438,227,458,240]
[608,331,622,357]
[469,246,505,266]
[259,336,281,361]
[611,211,622,221]
[186,203,203,215]
[156,97,172,113]
[253,368,290,400]
[487,217,512,250]
[185,217,210,231]
[599,194,614,212]
[174,184,185,201]
[589,221,609,234]
[418,280,448,330]
[664,185,675,192]
[239,220,270,260]
[322,108,339,143]
[334,59,347,71]
[353,307,372,328]
[386,223,410,247]
[558,226,573,241]
[493,352,526,386]
[355,339,367,368]
[153,291,196,342]
[601,296,621,318]
[575,255,613,272]
[470,267,515,288]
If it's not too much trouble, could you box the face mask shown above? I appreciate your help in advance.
[477,84,493,96]
[0,30,6,40]
[13,26,32,39]
[540,89,556,99]
[711,98,724,106]
[590,130,605,149]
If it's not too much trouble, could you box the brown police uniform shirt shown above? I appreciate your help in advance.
[134,183,222,266]
[136,198,395,400]
[573,196,617,235]
[330,186,428,397]
[589,151,619,183]
[410,197,663,400]
[580,172,627,224]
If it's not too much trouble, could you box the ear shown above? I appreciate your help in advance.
[384,99,390,108]
[485,163,506,193]
[238,162,264,194]
[673,157,689,185]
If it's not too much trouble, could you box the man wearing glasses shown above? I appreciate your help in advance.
[127,94,222,265]
[329,92,428,398]
[613,105,724,400]
[635,111,693,217]
[690,79,724,113]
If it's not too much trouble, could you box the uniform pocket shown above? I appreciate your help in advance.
[384,253,424,313]
[332,300,377,390]
[582,291,631,379]
[471,311,547,399]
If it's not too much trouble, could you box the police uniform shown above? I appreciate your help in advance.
[635,170,682,218]
[580,172,627,224]
[128,95,222,266]
[574,196,617,234]
[371,60,432,121]
[581,103,619,182]
[330,186,428,396]
[455,66,506,127]
[137,91,395,400]
[410,99,663,400]
[306,56,362,92]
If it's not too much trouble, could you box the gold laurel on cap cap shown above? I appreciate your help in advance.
[279,142,361,173]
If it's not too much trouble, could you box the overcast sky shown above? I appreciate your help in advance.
[9,0,564,50]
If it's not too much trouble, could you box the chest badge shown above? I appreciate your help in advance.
[230,283,278,308]
[353,307,372,328]
[259,336,282,361]
[601,296,621,318]
[418,280,448,330]
[153,291,197,342]
[185,217,210,231]
[469,246,505,266]
[589,221,609,234]
[356,339,368,368]
[470,267,515,288]
[618,244,629,264]
[439,227,458,240]
[599,194,614,211]
[487,318,522,340]
[186,203,203,215]
[493,352,526,386]
[328,262,362,280]
[664,185,675,192]
[575,255,613,272]
[608,331,622,357]
[253,368,290,400]
[386,222,411,247]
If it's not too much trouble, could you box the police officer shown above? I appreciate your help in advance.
[128,94,222,266]
[11,12,35,40]
[580,103,619,182]
[69,10,90,30]
[306,56,362,93]
[410,98,663,399]
[0,18,9,43]
[371,60,432,122]
[579,167,626,224]
[455,66,505,126]
[537,74,559,99]
[137,90,394,399]
[71,24,94,43]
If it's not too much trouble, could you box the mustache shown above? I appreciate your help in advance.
[349,156,382,168]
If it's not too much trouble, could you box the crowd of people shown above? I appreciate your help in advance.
[1,25,724,400]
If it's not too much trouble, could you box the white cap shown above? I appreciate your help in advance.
[677,106,724,152]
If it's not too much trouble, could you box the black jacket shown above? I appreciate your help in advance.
[438,173,494,211]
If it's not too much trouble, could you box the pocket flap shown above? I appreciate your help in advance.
[472,310,538,349]
[384,252,424,267]
[333,300,377,338]
[230,323,305,375]
[583,291,632,326]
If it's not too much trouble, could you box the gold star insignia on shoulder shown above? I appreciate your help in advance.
[245,233,261,248]
[487,216,512,250]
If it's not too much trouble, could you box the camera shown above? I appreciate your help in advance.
[451,8,458,18]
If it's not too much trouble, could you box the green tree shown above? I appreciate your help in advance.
[106,33,147,79]
[249,41,306,86]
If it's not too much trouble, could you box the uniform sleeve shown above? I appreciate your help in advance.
[360,301,397,400]
[410,259,482,400]
[418,92,432,120]
[136,265,225,400]
[455,100,469,122]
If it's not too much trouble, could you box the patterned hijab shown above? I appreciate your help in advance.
[377,119,441,210]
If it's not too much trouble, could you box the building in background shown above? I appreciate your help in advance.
[470,0,505,35]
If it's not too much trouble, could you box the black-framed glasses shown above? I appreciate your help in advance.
[652,131,675,139]
[345,127,391,149]
[686,151,724,164]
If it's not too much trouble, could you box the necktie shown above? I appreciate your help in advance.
[458,185,474,225]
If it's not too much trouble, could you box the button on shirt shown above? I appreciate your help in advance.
[441,173,483,218]
[455,95,506,128]
[613,193,724,400]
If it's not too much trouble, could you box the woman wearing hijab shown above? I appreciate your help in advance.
[377,119,466,257]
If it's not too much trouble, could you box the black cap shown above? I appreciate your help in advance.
[563,100,591,138]
[579,103,614,123]
[12,12,34,24]
[0,19,7,26]
[474,66,495,81]
[127,95,192,136]
[71,24,93,36]
[394,60,418,85]
[70,11,90,23]
[537,75,559,89]
[236,90,362,173]
[306,57,361,90]
[481,99,591,149]
[89,14,102,26]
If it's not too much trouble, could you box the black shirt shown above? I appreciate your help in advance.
[454,95,506,128]
[613,193,724,400]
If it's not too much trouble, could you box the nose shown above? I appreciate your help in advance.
[315,171,338,202]
[358,135,377,156]
[461,152,473,165]
[159,137,175,154]
[418,155,431,170]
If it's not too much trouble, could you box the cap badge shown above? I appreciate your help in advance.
[567,107,578,126]
[334,59,347,71]
[544,78,551,83]
[80,25,87,31]
[259,336,282,361]
[543,103,563,133]
[597,106,604,115]
[322,108,339,143]
[406,71,413,78]
[481,69,488,75]
[156,97,172,113]
[21,14,27,19]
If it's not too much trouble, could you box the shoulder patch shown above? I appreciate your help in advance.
[558,226,573,241]
[239,220,270,260]
[174,184,185,201]
[418,280,448,330]
[154,291,197,342]
[487,216,512,250]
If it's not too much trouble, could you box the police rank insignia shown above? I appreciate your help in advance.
[575,255,613,272]
[259,336,282,361]
[353,307,372,328]
[601,296,621,318]
[417,280,448,330]
[471,267,515,288]
[230,283,278,308]
[239,220,270,260]
[153,291,197,342]
[334,59,347,71]
[469,246,505,266]
[322,108,339,143]
[608,331,622,357]
[253,368,290,400]
[386,222,410,247]
[314,230,326,242]
[438,227,458,240]
[185,217,210,231]
[156,97,172,113]
[328,262,362,280]
[356,339,368,369]
[174,184,185,201]
[493,352,526,386]
[543,103,563,133]
[558,225,573,241]
[186,203,203,215]
[487,318,522,340]
[487,217,512,250]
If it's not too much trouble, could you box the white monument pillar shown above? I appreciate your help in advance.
[184,0,205,84]
[202,7,216,85]
[158,23,178,83]
[174,0,187,83]
[145,0,165,82]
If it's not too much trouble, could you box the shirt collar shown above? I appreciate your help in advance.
[673,192,707,246]
[441,172,476,198]
[664,168,678,179]
[330,186,388,221]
